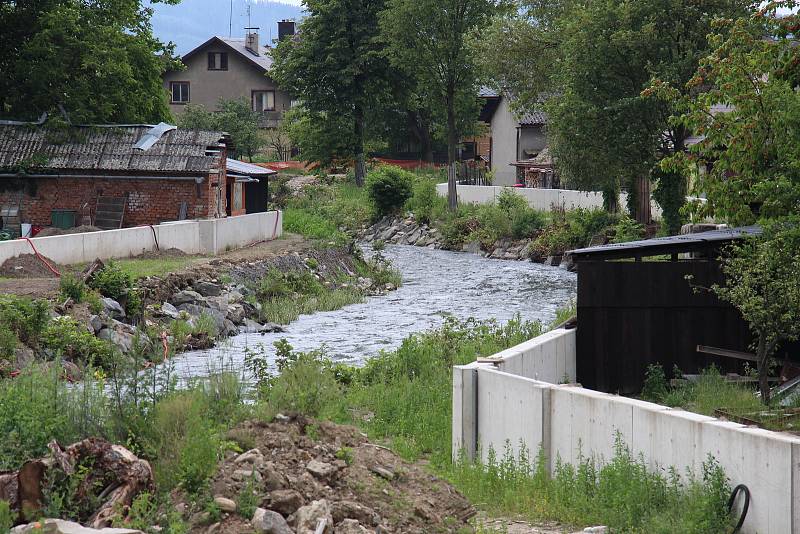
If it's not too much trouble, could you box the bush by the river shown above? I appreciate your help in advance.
[282,170,632,258]
[366,165,414,218]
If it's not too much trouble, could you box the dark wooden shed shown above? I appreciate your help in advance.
[568,226,774,394]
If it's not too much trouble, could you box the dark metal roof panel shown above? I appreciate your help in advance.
[569,226,762,261]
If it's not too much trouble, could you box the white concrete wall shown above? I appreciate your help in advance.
[437,183,664,218]
[0,211,282,266]
[453,328,800,534]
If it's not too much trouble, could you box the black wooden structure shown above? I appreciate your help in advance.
[569,226,769,394]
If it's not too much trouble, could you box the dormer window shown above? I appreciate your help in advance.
[208,52,228,71]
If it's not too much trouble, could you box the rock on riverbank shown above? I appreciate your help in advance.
[360,215,574,269]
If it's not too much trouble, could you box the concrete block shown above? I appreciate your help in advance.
[630,405,703,476]
[477,368,551,466]
[550,386,635,470]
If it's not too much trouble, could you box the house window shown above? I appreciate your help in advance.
[252,91,275,112]
[170,82,190,104]
[207,52,228,70]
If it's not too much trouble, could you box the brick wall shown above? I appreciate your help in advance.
[0,175,215,228]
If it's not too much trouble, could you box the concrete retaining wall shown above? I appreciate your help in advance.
[453,328,800,534]
[436,183,663,218]
[0,211,282,266]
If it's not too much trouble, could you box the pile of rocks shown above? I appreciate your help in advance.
[184,416,475,533]
[360,215,572,266]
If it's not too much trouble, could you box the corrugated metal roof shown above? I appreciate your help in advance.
[0,124,227,174]
[227,158,276,176]
[569,226,762,261]
[479,86,499,98]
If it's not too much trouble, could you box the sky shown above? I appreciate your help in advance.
[150,0,306,55]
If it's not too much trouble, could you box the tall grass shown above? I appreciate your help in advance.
[450,439,733,534]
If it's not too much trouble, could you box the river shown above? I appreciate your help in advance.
[167,244,577,379]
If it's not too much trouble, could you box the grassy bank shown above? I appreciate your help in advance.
[279,169,647,258]
[0,313,737,532]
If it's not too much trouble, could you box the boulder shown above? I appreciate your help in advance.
[101,297,125,319]
[268,489,303,516]
[193,281,222,297]
[232,469,262,482]
[177,305,236,337]
[12,519,144,534]
[306,459,337,480]
[251,508,293,534]
[295,499,334,534]
[89,315,105,333]
[62,361,84,382]
[226,303,246,325]
[159,302,181,319]
[330,501,379,526]
[213,496,237,513]
[97,328,134,353]
[334,519,370,534]
[14,344,35,369]
[235,448,264,466]
[171,290,205,306]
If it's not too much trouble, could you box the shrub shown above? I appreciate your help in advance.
[236,474,260,520]
[0,328,17,360]
[89,261,141,317]
[42,317,116,368]
[59,274,87,303]
[0,294,50,345]
[496,189,528,213]
[406,178,445,224]
[510,208,546,239]
[366,166,414,218]
[612,215,645,243]
[641,364,669,403]
[258,341,341,418]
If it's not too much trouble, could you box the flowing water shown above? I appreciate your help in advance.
[167,244,577,379]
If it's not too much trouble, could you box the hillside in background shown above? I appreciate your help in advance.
[151,0,305,55]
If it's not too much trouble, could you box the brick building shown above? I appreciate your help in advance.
[0,122,233,234]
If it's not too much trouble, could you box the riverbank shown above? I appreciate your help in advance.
[0,236,400,378]
[278,170,648,268]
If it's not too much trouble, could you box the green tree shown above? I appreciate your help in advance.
[271,0,393,186]
[664,2,800,403]
[178,99,264,161]
[380,0,508,210]
[478,0,751,228]
[0,0,180,124]
[713,223,800,404]
[661,1,800,226]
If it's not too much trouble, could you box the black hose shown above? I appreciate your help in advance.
[149,225,160,251]
[728,484,750,533]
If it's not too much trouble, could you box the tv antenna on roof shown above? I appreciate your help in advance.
[247,1,252,29]
[229,0,233,37]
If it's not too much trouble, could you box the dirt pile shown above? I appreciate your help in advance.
[188,417,475,533]
[0,253,60,278]
[36,225,102,237]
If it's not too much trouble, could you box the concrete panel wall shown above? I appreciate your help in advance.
[492,328,576,384]
[0,211,282,266]
[437,184,664,218]
[476,368,552,466]
[453,327,800,534]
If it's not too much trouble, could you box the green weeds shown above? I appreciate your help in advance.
[450,439,733,534]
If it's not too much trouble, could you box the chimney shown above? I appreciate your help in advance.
[245,27,260,56]
[278,20,296,41]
